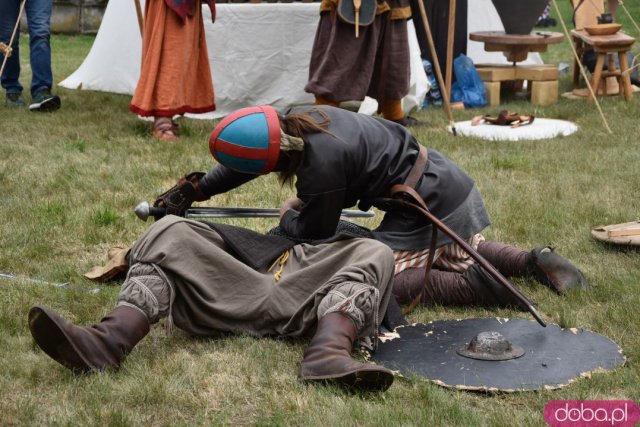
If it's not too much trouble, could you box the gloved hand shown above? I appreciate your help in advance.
[153,172,208,217]
[279,196,303,217]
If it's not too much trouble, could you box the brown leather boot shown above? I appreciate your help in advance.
[28,305,150,373]
[528,246,589,294]
[300,312,394,391]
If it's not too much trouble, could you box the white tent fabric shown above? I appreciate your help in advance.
[467,1,542,66]
[59,0,542,119]
[60,1,428,119]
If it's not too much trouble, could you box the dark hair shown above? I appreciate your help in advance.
[277,109,331,187]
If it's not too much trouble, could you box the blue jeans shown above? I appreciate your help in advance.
[0,0,53,97]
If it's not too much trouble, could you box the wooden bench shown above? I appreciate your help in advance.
[476,64,560,106]
[469,31,563,106]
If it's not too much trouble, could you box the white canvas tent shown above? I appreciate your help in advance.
[59,0,541,119]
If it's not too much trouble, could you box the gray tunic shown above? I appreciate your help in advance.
[200,106,491,251]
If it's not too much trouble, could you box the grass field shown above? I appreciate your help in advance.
[1,2,639,426]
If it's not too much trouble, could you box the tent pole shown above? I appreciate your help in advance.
[415,0,457,135]
[445,0,456,103]
[551,0,611,133]
[134,0,144,37]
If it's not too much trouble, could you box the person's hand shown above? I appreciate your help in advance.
[280,197,303,217]
[153,172,207,217]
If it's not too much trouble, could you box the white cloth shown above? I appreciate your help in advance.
[450,118,578,141]
[59,1,429,119]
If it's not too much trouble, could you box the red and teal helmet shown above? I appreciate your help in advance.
[209,106,281,174]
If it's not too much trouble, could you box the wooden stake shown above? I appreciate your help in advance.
[445,0,456,103]
[415,0,457,134]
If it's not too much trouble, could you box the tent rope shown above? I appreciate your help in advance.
[0,0,26,78]
[618,1,640,79]
[551,0,612,134]
[618,1,640,35]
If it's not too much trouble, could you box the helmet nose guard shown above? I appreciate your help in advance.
[209,106,281,174]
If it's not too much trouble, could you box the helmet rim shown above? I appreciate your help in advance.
[209,105,281,174]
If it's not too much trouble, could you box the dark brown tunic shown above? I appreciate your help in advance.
[304,0,412,103]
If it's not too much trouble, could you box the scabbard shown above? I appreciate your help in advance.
[374,185,547,328]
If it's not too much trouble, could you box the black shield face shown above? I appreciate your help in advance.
[371,318,625,392]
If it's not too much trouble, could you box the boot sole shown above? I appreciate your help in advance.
[28,305,95,373]
[29,95,61,112]
[303,367,394,392]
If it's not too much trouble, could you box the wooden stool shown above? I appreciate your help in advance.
[571,29,635,101]
[476,64,560,106]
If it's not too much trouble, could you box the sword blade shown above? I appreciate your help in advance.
[185,207,375,219]
[0,272,101,294]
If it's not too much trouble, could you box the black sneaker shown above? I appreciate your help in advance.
[5,92,25,108]
[29,90,61,112]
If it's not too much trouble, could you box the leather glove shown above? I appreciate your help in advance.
[153,172,208,217]
[279,196,303,217]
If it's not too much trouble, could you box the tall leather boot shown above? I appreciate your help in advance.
[392,268,475,306]
[300,312,394,392]
[476,240,530,277]
[28,304,150,373]
[462,264,524,309]
[392,267,521,308]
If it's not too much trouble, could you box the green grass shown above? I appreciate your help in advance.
[1,3,639,425]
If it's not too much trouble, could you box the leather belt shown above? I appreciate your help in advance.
[404,145,428,189]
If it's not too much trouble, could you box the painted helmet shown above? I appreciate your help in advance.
[209,106,281,174]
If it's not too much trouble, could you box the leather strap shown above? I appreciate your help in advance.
[376,185,544,325]
[399,147,430,314]
[404,145,428,189]
[388,183,436,315]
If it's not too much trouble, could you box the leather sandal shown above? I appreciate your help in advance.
[153,117,179,142]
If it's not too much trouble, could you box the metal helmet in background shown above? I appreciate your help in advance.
[209,105,281,174]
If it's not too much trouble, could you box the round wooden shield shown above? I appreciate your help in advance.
[371,318,625,392]
[591,221,640,246]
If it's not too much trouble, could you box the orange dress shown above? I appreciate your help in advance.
[129,0,215,117]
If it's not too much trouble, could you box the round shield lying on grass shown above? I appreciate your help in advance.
[591,221,640,246]
[371,318,625,392]
[450,118,578,141]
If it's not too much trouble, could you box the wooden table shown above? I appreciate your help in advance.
[469,31,564,105]
[571,29,635,101]
[469,31,564,63]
